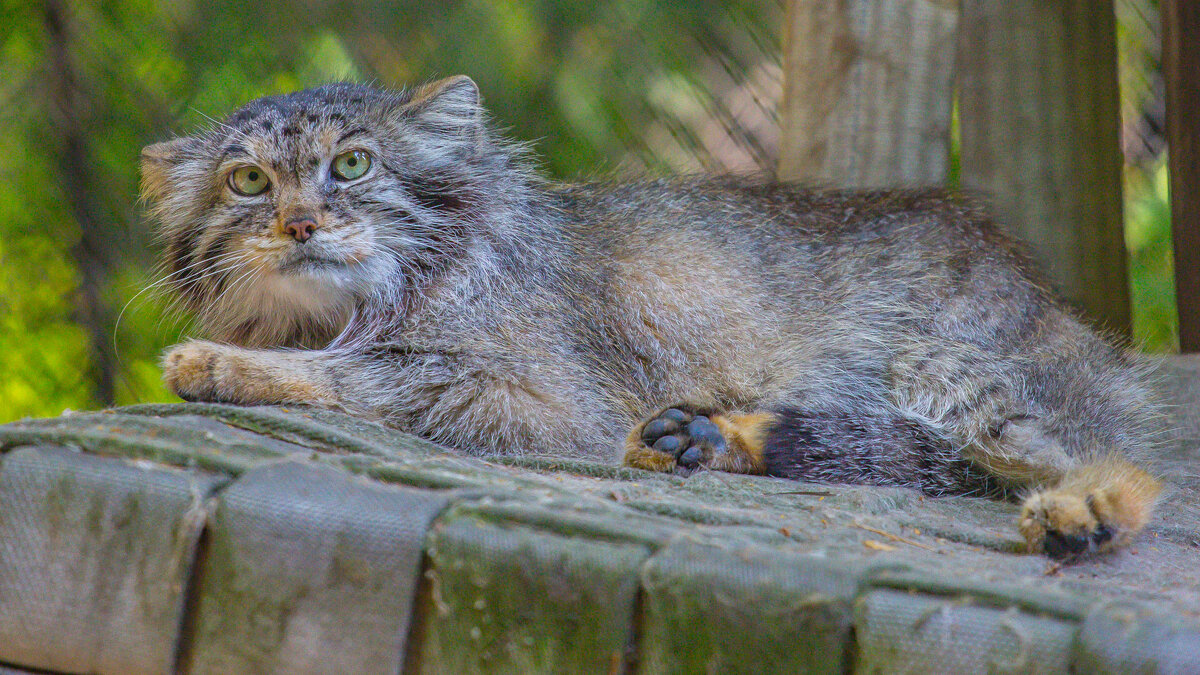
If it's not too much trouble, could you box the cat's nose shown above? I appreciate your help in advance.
[283,217,318,243]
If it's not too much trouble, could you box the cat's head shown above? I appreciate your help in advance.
[141,76,510,349]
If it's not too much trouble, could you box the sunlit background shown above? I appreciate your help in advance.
[0,0,1177,422]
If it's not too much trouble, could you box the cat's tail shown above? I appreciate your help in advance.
[759,406,998,497]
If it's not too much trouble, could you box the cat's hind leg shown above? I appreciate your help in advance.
[625,402,1163,558]
[971,418,1162,558]
[1015,455,1161,558]
[888,333,1163,557]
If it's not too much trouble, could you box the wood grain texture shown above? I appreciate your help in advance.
[778,0,959,188]
[1162,0,1200,352]
[957,0,1131,335]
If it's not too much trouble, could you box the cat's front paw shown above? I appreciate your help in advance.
[622,404,775,476]
[162,340,235,403]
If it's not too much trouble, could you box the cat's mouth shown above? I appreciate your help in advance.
[277,248,357,274]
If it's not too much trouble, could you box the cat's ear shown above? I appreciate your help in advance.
[140,137,195,203]
[402,75,483,135]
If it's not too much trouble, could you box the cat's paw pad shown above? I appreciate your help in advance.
[641,407,726,472]
[1018,491,1113,558]
[162,340,230,402]
[622,405,773,476]
[1018,460,1161,559]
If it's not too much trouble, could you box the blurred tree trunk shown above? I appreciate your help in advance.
[1162,0,1200,352]
[44,0,116,406]
[958,0,1131,336]
[778,0,959,187]
[779,0,1131,336]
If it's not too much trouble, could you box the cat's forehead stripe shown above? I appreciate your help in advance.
[221,143,249,159]
[338,128,368,144]
[223,83,391,130]
[223,107,367,152]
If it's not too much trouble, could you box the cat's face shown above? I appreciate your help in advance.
[141,77,486,348]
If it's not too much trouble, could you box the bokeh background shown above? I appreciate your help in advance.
[0,0,1177,422]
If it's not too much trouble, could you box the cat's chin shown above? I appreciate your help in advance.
[202,270,360,349]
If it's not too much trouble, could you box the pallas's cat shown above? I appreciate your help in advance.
[141,76,1163,558]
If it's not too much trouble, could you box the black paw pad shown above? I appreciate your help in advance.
[642,418,681,442]
[678,446,703,468]
[1043,531,1090,559]
[641,408,728,470]
[1043,525,1116,559]
[651,435,681,454]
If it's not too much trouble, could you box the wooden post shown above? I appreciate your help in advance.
[957,1,1131,335]
[778,0,959,187]
[1162,0,1200,353]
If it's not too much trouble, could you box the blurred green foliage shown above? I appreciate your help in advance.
[0,0,779,421]
[1126,161,1178,353]
[0,0,1180,423]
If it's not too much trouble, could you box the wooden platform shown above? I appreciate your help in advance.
[0,357,1198,673]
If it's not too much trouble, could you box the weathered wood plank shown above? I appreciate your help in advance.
[1162,0,1200,353]
[957,1,1131,335]
[778,0,959,187]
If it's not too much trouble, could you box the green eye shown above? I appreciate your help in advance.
[229,166,270,196]
[331,150,371,181]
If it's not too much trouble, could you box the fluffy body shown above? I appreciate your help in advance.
[142,78,1164,557]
